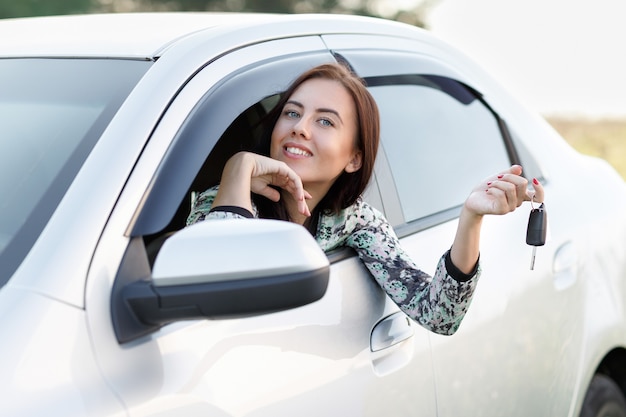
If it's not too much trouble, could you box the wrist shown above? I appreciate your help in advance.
[450,205,483,274]
[460,203,484,226]
[225,151,254,174]
[213,152,255,212]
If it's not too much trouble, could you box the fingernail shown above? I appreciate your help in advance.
[533,178,539,185]
[487,182,492,186]
[497,175,504,179]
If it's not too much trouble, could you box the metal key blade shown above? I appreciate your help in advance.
[530,246,537,270]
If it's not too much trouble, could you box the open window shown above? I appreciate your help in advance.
[129,53,335,261]
[331,49,544,232]
[365,74,511,224]
[144,95,280,265]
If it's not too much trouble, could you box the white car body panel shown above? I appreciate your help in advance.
[0,287,125,417]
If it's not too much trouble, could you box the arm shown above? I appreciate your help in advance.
[451,165,545,274]
[320,201,480,336]
[211,152,256,214]
[330,165,543,335]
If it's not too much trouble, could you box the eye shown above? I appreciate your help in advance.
[319,118,334,127]
[284,109,300,119]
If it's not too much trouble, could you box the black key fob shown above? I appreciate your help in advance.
[526,203,547,246]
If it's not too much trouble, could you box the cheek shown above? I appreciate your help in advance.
[269,128,281,158]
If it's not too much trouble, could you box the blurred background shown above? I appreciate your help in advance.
[2,0,625,178]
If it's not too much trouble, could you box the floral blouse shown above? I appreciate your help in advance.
[186,186,481,335]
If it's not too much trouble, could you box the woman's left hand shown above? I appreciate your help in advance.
[464,165,544,216]
[451,165,544,274]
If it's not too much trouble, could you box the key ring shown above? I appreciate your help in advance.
[530,194,545,211]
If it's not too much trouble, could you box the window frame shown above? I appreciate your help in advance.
[129,49,343,240]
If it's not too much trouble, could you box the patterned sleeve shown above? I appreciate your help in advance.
[321,201,480,336]
[186,185,258,224]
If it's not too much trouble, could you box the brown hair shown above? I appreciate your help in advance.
[253,63,380,234]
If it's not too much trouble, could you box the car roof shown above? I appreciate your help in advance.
[0,12,431,59]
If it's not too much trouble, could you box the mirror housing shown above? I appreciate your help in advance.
[113,219,329,343]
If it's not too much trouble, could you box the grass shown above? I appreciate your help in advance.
[545,116,626,180]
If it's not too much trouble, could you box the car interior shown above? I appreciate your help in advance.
[144,95,280,266]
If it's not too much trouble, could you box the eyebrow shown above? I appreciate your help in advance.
[286,100,343,124]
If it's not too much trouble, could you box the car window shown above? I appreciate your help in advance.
[366,75,510,222]
[130,52,338,251]
[0,58,150,283]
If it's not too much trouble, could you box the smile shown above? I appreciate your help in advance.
[285,146,312,157]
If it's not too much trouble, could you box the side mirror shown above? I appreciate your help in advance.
[114,219,329,343]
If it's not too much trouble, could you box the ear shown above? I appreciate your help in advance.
[344,151,362,173]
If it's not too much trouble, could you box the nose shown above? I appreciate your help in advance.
[291,116,311,140]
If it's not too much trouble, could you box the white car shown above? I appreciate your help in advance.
[2,12,626,417]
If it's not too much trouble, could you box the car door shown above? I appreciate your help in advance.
[327,34,584,416]
[85,36,438,416]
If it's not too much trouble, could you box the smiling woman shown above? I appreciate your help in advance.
[186,62,544,336]
[269,79,362,207]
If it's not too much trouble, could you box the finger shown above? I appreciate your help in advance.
[527,177,545,203]
[509,164,523,176]
[299,198,311,217]
[487,180,518,212]
[503,181,518,212]
[276,174,311,217]
[494,164,522,178]
[477,165,523,194]
[493,171,528,206]
[300,189,312,217]
[255,185,281,202]
[281,174,307,205]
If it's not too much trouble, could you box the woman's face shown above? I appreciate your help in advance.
[270,78,362,196]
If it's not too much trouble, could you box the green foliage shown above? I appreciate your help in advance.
[0,0,434,28]
[547,117,626,180]
[0,0,94,18]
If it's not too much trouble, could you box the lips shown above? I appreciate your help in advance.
[284,144,313,157]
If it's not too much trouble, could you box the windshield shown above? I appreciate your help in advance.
[0,58,150,284]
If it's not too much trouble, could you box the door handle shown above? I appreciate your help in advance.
[370,312,414,352]
[553,240,577,290]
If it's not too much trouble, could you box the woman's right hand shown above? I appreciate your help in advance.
[214,152,311,217]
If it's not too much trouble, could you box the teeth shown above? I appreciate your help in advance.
[286,146,312,156]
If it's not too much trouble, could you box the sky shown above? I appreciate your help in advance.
[427,0,626,118]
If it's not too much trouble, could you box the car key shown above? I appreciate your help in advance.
[526,202,547,270]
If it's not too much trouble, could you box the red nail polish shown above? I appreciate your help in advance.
[533,178,539,185]
[497,175,504,179]
[487,181,492,186]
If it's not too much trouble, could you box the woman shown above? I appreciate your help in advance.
[187,63,544,335]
